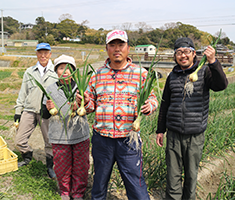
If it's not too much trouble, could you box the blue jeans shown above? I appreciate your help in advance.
[91,129,150,200]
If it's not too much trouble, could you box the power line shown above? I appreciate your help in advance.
[3,0,107,11]
[88,15,235,28]
[197,23,235,27]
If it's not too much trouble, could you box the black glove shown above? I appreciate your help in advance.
[14,114,21,122]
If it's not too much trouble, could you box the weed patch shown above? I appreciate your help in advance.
[0,71,12,80]
[2,155,60,200]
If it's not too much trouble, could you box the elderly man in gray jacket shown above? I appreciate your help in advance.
[14,43,57,179]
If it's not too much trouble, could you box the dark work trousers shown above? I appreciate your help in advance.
[91,129,150,200]
[165,130,205,200]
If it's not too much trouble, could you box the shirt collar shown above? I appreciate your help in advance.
[36,60,52,76]
[104,57,132,70]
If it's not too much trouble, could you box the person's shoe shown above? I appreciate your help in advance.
[61,195,70,200]
[46,155,56,179]
[18,151,33,167]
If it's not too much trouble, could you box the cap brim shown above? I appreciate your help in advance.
[54,60,76,71]
[106,36,127,44]
[35,47,51,51]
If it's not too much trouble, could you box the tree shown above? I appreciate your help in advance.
[78,20,89,39]
[136,35,152,45]
[40,34,56,45]
[57,19,79,39]
[135,22,152,33]
[33,17,47,40]
[128,31,141,46]
[0,16,19,35]
[35,17,45,26]
[160,22,177,31]
[59,13,73,22]
[121,22,133,31]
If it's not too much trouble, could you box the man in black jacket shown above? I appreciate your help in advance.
[156,37,228,200]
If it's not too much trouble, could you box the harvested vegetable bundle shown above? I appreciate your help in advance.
[129,38,162,149]
[72,52,95,117]
[28,73,75,136]
[132,68,156,132]
[75,63,95,116]
[9,119,19,137]
[185,29,222,96]
[57,63,78,118]
[57,53,95,118]
[27,73,59,116]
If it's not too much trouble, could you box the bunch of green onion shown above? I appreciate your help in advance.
[28,72,73,135]
[132,38,162,132]
[73,53,95,117]
[27,73,59,116]
[57,64,78,118]
[189,29,222,83]
[54,53,95,117]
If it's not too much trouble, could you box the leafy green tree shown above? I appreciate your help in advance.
[39,34,56,45]
[57,19,79,39]
[33,17,47,40]
[136,35,152,45]
[0,16,19,35]
[78,20,89,39]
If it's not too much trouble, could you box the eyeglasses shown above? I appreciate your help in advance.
[175,49,192,56]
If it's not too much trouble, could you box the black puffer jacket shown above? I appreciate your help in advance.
[156,60,228,135]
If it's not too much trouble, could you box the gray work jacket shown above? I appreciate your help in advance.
[15,60,58,115]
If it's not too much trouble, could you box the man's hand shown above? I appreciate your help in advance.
[204,45,216,64]
[76,90,90,105]
[141,100,151,114]
[46,100,55,111]
[14,114,21,122]
[156,133,164,147]
[70,101,78,111]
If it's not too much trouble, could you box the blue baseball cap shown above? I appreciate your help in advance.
[35,43,51,51]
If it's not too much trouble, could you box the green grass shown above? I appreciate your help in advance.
[0,125,9,131]
[1,155,60,200]
[0,114,13,121]
[206,170,235,200]
[0,71,12,80]
[17,71,25,79]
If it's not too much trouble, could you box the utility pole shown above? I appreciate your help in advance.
[1,9,4,55]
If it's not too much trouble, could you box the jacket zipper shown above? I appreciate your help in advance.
[113,71,117,137]
[182,75,186,134]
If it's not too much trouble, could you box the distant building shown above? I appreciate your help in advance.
[6,40,38,47]
[161,49,174,55]
[63,37,70,41]
[196,44,234,56]
[21,23,35,29]
[135,44,156,55]
[69,38,81,42]
[0,31,10,39]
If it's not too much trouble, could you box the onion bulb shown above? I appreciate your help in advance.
[132,116,141,132]
[77,106,86,116]
[189,72,198,82]
[13,119,19,128]
[49,107,58,116]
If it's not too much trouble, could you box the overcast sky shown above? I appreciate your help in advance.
[2,0,235,43]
